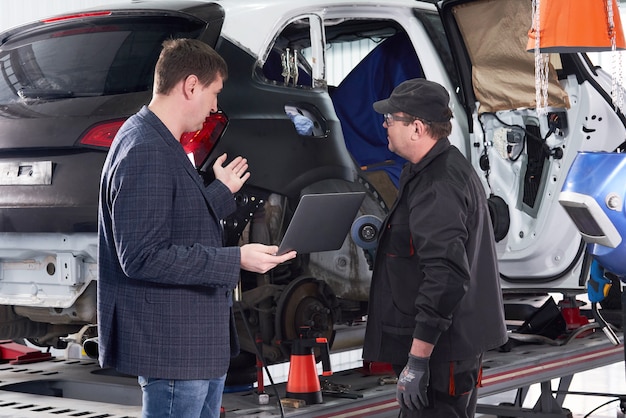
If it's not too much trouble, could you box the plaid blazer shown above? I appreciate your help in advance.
[97,106,240,379]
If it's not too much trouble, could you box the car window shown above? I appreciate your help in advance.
[323,19,423,186]
[0,17,205,104]
[259,14,427,186]
[261,17,316,88]
[321,37,378,87]
[321,19,412,88]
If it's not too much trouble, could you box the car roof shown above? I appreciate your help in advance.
[217,0,437,59]
[2,0,439,61]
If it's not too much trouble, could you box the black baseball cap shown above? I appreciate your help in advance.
[373,78,451,123]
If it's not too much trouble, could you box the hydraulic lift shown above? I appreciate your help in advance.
[219,326,624,418]
[0,320,621,418]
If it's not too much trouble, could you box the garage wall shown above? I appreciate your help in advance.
[0,0,130,32]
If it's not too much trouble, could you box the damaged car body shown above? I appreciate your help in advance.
[0,0,624,375]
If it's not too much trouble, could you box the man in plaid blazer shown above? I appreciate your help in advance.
[97,39,295,418]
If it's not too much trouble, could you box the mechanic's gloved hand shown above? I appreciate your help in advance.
[396,354,430,410]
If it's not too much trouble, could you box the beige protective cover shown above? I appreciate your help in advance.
[453,0,570,114]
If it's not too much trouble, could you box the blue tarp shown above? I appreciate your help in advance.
[331,32,423,186]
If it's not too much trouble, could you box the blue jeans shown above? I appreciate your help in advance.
[138,374,226,418]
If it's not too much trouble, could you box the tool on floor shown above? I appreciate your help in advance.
[321,379,364,399]
[378,376,398,386]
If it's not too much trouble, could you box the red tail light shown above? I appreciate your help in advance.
[180,113,228,168]
[42,11,112,24]
[78,119,126,149]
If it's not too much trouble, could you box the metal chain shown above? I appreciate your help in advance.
[608,0,625,113]
[532,0,549,116]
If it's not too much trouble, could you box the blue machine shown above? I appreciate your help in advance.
[559,151,626,346]
[559,151,626,276]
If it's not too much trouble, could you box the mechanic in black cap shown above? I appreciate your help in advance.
[362,78,507,418]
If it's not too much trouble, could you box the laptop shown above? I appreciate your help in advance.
[276,192,366,256]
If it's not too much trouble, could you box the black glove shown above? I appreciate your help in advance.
[396,354,430,410]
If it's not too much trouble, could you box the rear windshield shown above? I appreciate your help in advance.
[0,16,205,104]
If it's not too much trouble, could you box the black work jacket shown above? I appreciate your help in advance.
[363,138,507,365]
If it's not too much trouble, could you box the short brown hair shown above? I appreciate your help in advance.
[154,38,228,95]
[400,108,453,139]
[424,108,453,139]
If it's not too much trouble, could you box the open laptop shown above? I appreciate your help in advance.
[276,192,366,256]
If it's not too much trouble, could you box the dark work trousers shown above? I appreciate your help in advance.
[392,354,483,418]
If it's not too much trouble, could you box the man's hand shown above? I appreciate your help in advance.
[240,243,296,273]
[212,153,250,193]
[396,354,430,410]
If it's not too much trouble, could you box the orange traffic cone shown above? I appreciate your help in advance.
[285,328,332,404]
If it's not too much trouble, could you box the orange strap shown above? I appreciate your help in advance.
[448,362,455,396]
[448,362,483,396]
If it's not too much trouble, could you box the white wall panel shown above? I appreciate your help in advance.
[1,1,128,32]
[326,38,375,86]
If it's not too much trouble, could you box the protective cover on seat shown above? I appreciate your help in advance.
[331,32,423,186]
